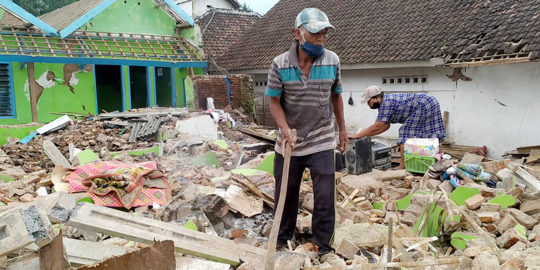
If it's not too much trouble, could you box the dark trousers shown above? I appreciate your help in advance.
[273,149,336,255]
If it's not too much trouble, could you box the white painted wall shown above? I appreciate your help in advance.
[341,62,540,158]
[177,0,236,18]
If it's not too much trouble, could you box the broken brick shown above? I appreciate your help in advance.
[230,229,248,239]
[498,215,519,235]
[336,239,359,260]
[503,208,539,229]
[497,227,527,249]
[479,203,502,213]
[465,194,486,210]
[520,199,540,216]
[478,212,499,224]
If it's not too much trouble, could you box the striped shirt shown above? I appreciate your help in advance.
[265,41,343,156]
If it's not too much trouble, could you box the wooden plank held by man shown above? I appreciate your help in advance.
[266,129,296,270]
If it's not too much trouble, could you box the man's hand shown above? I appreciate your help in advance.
[337,130,349,151]
[281,128,297,148]
[348,133,361,139]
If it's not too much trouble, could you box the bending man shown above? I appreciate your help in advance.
[349,86,446,169]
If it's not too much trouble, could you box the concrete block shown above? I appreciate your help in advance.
[520,198,540,215]
[66,203,265,266]
[479,203,501,213]
[465,194,486,210]
[0,208,34,256]
[26,238,135,266]
[336,239,359,259]
[497,227,527,249]
[6,253,40,270]
[498,215,519,235]
[503,208,539,229]
[34,192,78,223]
[19,204,55,248]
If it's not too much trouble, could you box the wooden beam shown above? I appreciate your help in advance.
[39,231,69,270]
[43,140,73,169]
[443,111,449,130]
[27,62,39,122]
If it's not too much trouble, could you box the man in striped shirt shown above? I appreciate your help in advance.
[265,8,348,266]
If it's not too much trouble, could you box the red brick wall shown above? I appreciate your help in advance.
[191,75,252,110]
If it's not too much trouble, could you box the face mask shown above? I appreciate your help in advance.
[300,32,324,58]
[370,102,381,109]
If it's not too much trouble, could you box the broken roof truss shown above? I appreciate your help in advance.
[444,40,536,67]
[0,30,206,68]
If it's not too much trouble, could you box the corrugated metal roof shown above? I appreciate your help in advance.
[39,0,105,31]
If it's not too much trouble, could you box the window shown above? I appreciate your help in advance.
[0,64,14,118]
[381,75,428,86]
[404,76,411,84]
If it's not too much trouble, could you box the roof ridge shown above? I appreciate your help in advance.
[196,7,261,20]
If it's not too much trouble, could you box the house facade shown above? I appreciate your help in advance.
[218,0,540,158]
[0,0,207,128]
[175,0,240,18]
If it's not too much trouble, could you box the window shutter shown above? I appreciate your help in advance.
[0,64,13,117]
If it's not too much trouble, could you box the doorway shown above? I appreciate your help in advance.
[155,67,172,107]
[129,66,148,109]
[95,65,123,113]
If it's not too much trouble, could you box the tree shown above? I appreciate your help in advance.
[13,0,78,16]
[240,3,253,12]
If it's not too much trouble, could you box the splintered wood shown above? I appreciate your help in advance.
[336,187,413,263]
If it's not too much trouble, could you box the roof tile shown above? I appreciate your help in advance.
[219,0,540,71]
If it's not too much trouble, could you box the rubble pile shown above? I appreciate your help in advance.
[3,107,540,269]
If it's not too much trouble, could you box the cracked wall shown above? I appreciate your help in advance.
[0,62,97,125]
[339,62,540,158]
[33,63,96,123]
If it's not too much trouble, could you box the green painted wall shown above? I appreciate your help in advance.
[122,66,131,110]
[33,63,97,123]
[185,76,195,110]
[175,68,187,107]
[147,67,156,106]
[81,0,177,36]
[0,126,41,145]
[0,7,6,20]
[0,63,32,125]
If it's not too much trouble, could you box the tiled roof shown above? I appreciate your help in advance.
[0,7,28,28]
[39,0,105,31]
[218,0,540,71]
[197,9,260,61]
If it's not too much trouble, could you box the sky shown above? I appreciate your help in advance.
[241,0,279,14]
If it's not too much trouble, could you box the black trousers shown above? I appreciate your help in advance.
[273,149,336,255]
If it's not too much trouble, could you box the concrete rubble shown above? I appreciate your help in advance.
[1,107,540,269]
